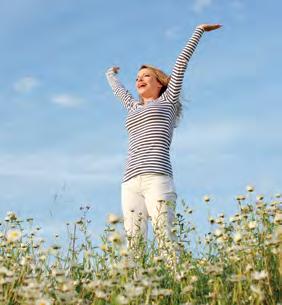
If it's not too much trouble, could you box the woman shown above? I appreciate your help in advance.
[106,24,221,252]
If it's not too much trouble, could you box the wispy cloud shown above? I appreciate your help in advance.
[230,0,244,10]
[174,119,245,153]
[164,26,181,40]
[172,118,282,198]
[174,116,282,157]
[51,94,84,107]
[193,0,213,13]
[229,0,246,21]
[0,152,123,183]
[13,76,40,93]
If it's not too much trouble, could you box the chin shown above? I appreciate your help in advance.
[139,89,152,99]
[138,88,146,96]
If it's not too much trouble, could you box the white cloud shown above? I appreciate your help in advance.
[173,119,244,153]
[171,118,282,200]
[229,0,246,22]
[164,26,181,40]
[173,117,282,160]
[0,152,123,183]
[193,0,213,13]
[51,94,84,107]
[13,76,40,93]
[230,0,244,10]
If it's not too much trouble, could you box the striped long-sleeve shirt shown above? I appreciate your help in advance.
[106,27,204,183]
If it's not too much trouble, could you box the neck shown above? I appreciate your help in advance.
[142,99,155,107]
[141,94,159,103]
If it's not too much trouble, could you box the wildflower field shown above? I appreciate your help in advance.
[0,187,281,305]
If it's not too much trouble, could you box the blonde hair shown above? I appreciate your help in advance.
[139,64,183,125]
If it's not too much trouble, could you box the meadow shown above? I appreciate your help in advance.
[0,186,281,305]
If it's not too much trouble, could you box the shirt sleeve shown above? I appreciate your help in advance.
[106,67,138,111]
[163,27,204,104]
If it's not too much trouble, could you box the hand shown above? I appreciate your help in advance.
[197,24,222,32]
[112,66,120,74]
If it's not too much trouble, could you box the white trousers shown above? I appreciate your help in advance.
[121,173,177,247]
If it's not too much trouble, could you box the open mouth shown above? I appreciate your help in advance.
[138,84,147,89]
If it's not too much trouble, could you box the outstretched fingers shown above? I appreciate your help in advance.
[112,66,120,74]
[197,24,222,32]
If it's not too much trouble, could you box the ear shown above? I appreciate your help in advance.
[156,80,163,89]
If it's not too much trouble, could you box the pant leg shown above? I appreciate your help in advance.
[121,176,148,246]
[141,174,177,249]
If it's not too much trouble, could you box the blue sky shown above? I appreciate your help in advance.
[0,0,281,243]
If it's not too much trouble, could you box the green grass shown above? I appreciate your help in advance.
[0,188,281,305]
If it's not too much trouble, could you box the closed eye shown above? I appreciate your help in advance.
[136,74,152,81]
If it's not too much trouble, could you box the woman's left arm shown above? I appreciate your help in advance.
[164,24,222,104]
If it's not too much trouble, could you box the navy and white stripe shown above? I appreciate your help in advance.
[106,28,204,183]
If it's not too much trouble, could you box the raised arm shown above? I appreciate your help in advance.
[164,24,222,104]
[106,67,137,111]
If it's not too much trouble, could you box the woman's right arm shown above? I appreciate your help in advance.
[106,67,137,111]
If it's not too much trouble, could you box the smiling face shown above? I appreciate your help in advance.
[135,68,163,102]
